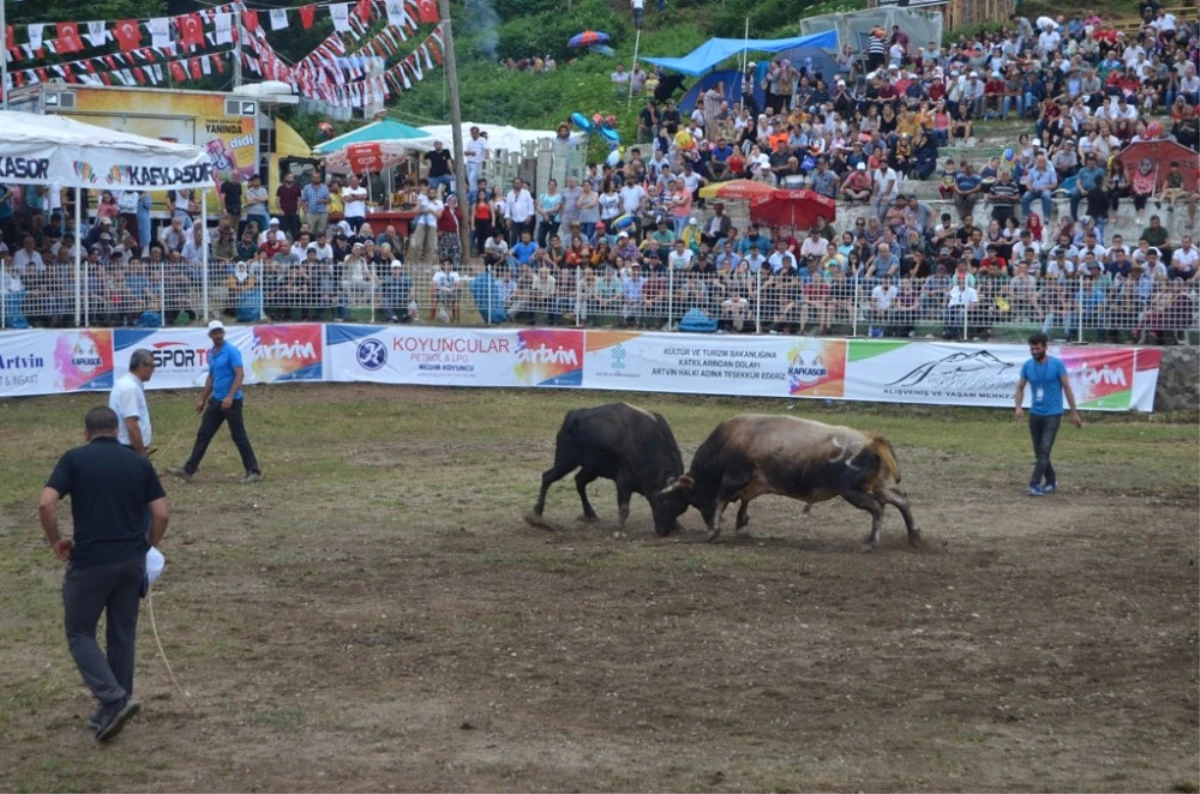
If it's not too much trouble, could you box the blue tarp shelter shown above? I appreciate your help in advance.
[640,30,838,77]
[676,45,842,112]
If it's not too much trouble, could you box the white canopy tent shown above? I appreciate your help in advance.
[0,111,213,325]
[415,123,587,154]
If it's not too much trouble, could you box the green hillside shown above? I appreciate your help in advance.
[379,0,865,141]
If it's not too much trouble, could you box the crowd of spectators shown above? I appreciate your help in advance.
[2,8,1197,341]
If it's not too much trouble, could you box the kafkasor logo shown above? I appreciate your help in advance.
[251,324,323,383]
[787,339,846,397]
[53,330,114,391]
[513,330,584,387]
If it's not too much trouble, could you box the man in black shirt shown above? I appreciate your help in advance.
[424,141,455,198]
[39,406,169,743]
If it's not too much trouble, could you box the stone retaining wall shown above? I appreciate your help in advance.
[1155,347,1200,413]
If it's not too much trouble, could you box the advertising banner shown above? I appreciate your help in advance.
[843,340,1028,407]
[0,328,113,397]
[582,331,793,397]
[247,324,324,384]
[325,325,583,388]
[114,328,214,390]
[0,326,1165,411]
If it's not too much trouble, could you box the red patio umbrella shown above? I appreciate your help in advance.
[748,189,837,230]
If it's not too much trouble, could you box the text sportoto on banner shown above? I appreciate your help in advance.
[324,325,584,388]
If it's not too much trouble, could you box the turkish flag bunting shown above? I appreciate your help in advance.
[241,10,260,32]
[170,61,187,81]
[5,25,13,51]
[416,0,438,24]
[133,66,147,84]
[100,73,112,85]
[180,14,205,49]
[104,55,119,70]
[214,53,225,74]
[299,5,317,29]
[355,0,373,22]
[114,20,141,51]
[57,23,84,53]
[189,58,202,80]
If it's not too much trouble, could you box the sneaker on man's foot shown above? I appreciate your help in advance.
[1043,483,1058,494]
[1028,485,1045,497]
[95,698,141,743]
[165,466,193,483]
[241,472,263,485]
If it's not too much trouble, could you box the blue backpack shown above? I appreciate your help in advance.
[678,308,717,333]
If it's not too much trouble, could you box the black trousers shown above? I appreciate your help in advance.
[183,398,260,475]
[1028,413,1061,487]
[63,556,145,708]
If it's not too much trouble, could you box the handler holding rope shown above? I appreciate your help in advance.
[38,406,170,742]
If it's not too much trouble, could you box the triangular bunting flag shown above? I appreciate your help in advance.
[299,5,317,29]
[270,9,289,31]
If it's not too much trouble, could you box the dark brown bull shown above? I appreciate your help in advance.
[658,414,919,548]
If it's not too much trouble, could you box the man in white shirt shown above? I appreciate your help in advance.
[667,240,693,270]
[611,64,631,87]
[870,160,899,221]
[13,235,44,274]
[1171,235,1198,278]
[944,278,979,340]
[109,349,155,456]
[870,275,898,329]
[768,240,797,273]
[503,178,535,245]
[307,232,334,263]
[411,186,443,267]
[465,126,489,199]
[619,181,646,221]
[341,175,369,236]
[799,228,827,260]
[257,217,288,246]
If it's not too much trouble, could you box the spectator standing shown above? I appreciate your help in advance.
[341,175,369,236]
[411,186,444,267]
[167,320,262,485]
[38,406,169,742]
[301,172,330,238]
[244,174,271,237]
[424,141,455,196]
[276,172,302,242]
[108,350,155,456]
[1014,332,1082,497]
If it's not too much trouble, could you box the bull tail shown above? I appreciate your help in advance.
[869,435,901,485]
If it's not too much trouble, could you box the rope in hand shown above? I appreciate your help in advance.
[147,587,197,715]
[147,410,201,463]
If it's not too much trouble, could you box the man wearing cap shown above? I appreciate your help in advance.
[168,321,262,485]
[39,406,170,742]
[841,162,872,202]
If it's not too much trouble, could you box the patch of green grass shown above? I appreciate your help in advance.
[250,708,308,731]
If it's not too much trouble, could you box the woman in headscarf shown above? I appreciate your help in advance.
[436,194,463,268]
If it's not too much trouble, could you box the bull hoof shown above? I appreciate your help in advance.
[908,529,922,547]
[705,531,722,543]
[861,543,876,553]
[577,513,599,523]
[524,511,559,532]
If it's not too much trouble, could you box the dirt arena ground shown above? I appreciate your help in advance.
[0,384,1197,792]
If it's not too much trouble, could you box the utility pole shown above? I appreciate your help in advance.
[233,6,244,88]
[437,0,469,257]
[1,0,8,110]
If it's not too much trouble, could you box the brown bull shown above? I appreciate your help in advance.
[658,414,919,548]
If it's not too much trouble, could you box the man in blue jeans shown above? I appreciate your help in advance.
[1013,332,1083,496]
[167,320,262,485]
[1021,153,1058,222]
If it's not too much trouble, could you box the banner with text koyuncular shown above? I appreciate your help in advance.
[323,325,584,388]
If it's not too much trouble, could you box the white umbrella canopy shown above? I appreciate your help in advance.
[0,110,212,190]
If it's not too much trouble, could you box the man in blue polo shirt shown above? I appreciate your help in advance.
[168,320,262,484]
[1013,332,1082,496]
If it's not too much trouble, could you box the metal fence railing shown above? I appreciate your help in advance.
[3,259,1197,344]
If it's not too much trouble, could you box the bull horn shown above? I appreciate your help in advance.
[658,475,694,495]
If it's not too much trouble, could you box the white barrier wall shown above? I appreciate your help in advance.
[0,325,1163,412]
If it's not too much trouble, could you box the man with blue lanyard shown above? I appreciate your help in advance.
[168,321,262,485]
[1014,332,1082,496]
